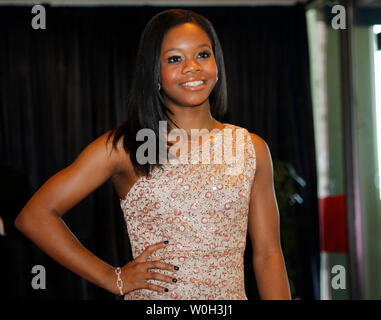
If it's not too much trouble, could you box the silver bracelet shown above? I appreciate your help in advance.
[115,267,124,296]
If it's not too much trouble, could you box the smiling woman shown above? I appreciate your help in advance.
[107,9,228,178]
[14,8,291,300]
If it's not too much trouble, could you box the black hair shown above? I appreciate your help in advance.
[107,8,228,177]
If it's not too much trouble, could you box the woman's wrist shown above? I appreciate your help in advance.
[101,265,123,295]
[115,267,124,296]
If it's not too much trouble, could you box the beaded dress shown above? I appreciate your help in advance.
[120,124,256,300]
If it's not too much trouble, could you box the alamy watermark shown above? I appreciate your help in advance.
[31,265,46,290]
[331,264,346,290]
[135,121,246,175]
[30,4,347,31]
[331,5,346,30]
[31,5,46,30]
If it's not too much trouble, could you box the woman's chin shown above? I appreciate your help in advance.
[164,95,210,110]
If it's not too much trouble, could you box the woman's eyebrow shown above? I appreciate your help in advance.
[163,44,211,54]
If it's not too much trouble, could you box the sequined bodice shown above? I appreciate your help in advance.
[120,124,256,300]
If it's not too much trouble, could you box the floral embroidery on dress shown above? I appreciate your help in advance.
[120,124,256,300]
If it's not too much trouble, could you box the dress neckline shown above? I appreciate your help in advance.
[168,122,232,160]
[119,123,235,203]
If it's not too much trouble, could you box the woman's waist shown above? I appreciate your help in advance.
[133,246,244,261]
[125,266,247,300]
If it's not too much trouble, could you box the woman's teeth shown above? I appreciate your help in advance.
[181,81,204,87]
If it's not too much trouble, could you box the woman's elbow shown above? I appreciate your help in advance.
[14,203,41,233]
[14,208,30,232]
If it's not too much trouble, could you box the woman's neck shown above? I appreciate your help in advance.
[166,105,222,135]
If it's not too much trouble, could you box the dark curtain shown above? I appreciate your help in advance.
[0,4,319,300]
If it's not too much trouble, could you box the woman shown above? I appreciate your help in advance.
[15,9,291,300]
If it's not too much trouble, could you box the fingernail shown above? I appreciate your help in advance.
[174,266,179,270]
[164,288,169,292]
[172,278,177,283]
[164,240,169,245]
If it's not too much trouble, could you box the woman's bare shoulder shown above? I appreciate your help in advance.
[248,132,268,152]
[247,132,273,172]
[98,130,132,176]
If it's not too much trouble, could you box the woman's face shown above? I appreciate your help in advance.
[159,23,218,110]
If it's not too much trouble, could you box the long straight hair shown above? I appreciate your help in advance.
[107,9,228,176]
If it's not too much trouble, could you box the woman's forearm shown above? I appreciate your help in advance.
[253,250,291,300]
[15,207,118,295]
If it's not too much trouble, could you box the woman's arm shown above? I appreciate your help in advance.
[247,133,291,300]
[14,131,126,294]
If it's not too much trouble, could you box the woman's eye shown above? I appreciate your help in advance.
[167,51,211,64]
[198,51,211,58]
[167,56,182,63]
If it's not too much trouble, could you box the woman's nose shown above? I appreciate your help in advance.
[183,59,201,73]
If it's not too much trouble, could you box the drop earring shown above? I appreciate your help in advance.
[158,83,161,91]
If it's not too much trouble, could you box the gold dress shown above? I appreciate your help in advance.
[120,124,256,300]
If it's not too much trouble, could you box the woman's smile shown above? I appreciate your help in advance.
[180,79,207,91]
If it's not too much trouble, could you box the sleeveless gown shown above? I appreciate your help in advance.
[120,123,256,300]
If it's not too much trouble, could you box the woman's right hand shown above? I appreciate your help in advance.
[109,241,178,295]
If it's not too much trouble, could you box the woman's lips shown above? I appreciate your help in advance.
[180,80,207,91]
